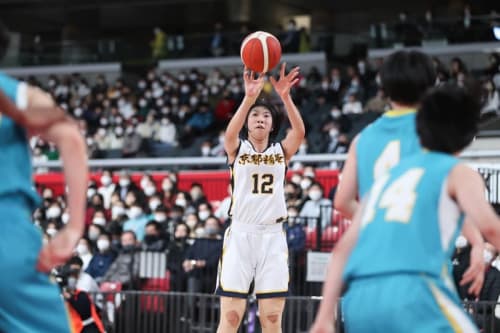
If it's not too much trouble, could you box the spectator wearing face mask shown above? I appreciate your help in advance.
[167,223,191,292]
[142,221,168,252]
[154,116,177,148]
[45,221,60,238]
[285,205,306,295]
[122,124,143,158]
[182,216,222,293]
[86,233,116,282]
[87,224,104,248]
[299,182,332,230]
[113,171,140,202]
[123,203,152,242]
[102,231,141,290]
[75,238,94,271]
[46,202,63,223]
[67,256,100,296]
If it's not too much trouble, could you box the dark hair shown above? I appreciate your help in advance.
[145,220,162,232]
[67,255,84,267]
[380,50,436,105]
[417,84,480,154]
[0,20,9,60]
[242,100,282,140]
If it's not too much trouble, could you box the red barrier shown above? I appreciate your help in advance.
[34,169,340,202]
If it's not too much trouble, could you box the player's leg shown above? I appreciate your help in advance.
[0,202,71,332]
[217,296,247,333]
[258,297,286,333]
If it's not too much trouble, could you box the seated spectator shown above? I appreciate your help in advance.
[86,233,117,282]
[481,79,499,117]
[123,203,152,242]
[364,89,390,113]
[67,256,100,295]
[98,170,116,209]
[102,231,141,290]
[299,182,332,229]
[285,206,306,252]
[183,216,223,293]
[76,238,94,270]
[342,93,363,114]
[122,124,143,158]
[167,223,191,292]
[142,221,168,252]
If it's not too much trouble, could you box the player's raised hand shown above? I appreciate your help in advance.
[36,227,82,273]
[270,62,300,98]
[243,67,265,99]
[460,243,485,298]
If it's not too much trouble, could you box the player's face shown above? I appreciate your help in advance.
[247,107,273,139]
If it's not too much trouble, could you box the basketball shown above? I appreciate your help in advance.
[240,31,282,73]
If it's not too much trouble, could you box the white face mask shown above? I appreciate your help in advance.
[144,186,156,197]
[300,179,311,190]
[46,228,58,237]
[149,200,161,211]
[101,175,112,186]
[201,146,211,156]
[155,213,167,222]
[46,206,61,219]
[97,239,110,252]
[119,178,130,187]
[128,207,143,219]
[198,210,210,221]
[88,230,100,241]
[329,129,339,137]
[175,199,187,207]
[93,217,106,226]
[186,219,197,229]
[455,235,468,249]
[77,244,89,255]
[309,190,322,201]
[112,206,125,219]
[162,182,173,191]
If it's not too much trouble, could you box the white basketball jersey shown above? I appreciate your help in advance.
[229,140,287,225]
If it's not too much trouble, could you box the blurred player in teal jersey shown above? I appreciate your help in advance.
[0,21,88,332]
[311,85,500,333]
[335,50,485,296]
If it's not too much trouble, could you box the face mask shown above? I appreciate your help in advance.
[77,244,89,255]
[175,199,187,207]
[162,182,173,191]
[46,228,58,237]
[309,190,322,201]
[455,235,468,249]
[101,175,112,186]
[144,234,160,244]
[195,228,205,238]
[88,230,100,241]
[300,179,311,190]
[329,129,339,137]
[61,213,70,224]
[155,213,167,222]
[201,146,211,156]
[97,239,110,251]
[93,217,106,226]
[304,171,315,178]
[112,206,125,219]
[67,276,77,290]
[139,99,147,107]
[119,179,130,187]
[122,244,136,253]
[46,206,61,219]
[144,186,156,197]
[128,207,143,219]
[331,110,341,118]
[484,250,494,263]
[198,210,210,221]
[205,226,218,236]
[291,175,302,184]
[149,200,161,211]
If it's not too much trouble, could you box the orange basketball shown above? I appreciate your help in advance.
[240,31,282,73]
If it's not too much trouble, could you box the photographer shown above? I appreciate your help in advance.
[58,261,105,333]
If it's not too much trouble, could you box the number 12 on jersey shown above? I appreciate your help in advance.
[251,173,274,194]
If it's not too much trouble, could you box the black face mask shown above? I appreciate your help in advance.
[174,236,187,244]
[121,244,136,253]
[143,235,160,245]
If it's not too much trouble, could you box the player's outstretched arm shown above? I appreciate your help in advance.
[310,201,363,333]
[271,63,305,162]
[36,118,88,272]
[334,137,359,219]
[449,164,500,250]
[224,68,264,163]
[460,218,485,298]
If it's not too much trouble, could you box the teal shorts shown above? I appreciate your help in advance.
[342,273,478,333]
[0,197,71,332]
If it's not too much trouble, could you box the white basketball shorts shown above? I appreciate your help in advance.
[215,221,289,299]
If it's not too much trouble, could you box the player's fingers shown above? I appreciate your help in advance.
[460,266,477,284]
[257,72,266,81]
[280,62,286,78]
[468,277,483,297]
[291,78,299,86]
[269,76,277,86]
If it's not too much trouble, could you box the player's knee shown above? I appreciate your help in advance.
[225,310,240,328]
[260,311,281,328]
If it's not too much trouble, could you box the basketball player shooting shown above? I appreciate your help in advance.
[215,62,305,333]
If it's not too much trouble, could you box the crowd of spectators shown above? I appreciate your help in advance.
[25,51,500,175]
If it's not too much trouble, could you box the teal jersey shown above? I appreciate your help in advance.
[344,151,463,284]
[0,72,40,210]
[356,110,422,199]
